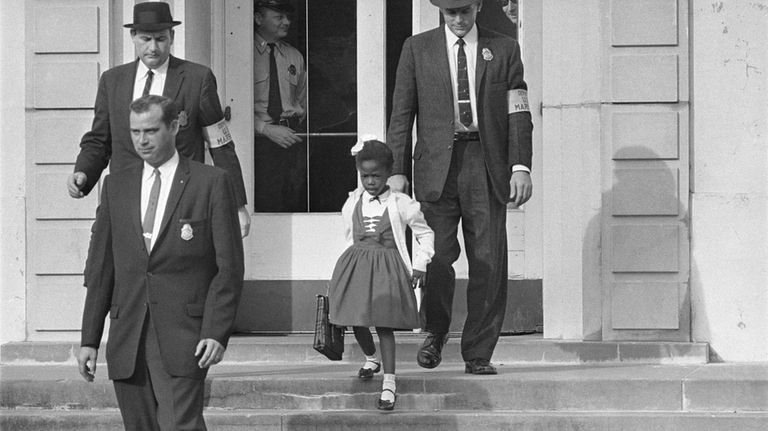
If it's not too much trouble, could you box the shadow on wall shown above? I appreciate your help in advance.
[581,145,699,352]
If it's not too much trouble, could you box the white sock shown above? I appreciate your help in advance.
[363,354,379,370]
[381,374,396,402]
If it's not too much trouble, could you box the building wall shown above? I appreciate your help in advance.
[2,0,767,361]
[691,0,768,361]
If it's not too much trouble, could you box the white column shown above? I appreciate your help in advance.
[691,0,768,361]
[1,0,28,343]
[541,0,603,340]
[357,1,387,138]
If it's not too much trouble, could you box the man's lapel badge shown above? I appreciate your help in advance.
[181,223,194,241]
[288,64,297,76]
[178,111,189,128]
[482,48,493,61]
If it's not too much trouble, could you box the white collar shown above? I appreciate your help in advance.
[363,188,391,203]
[137,56,170,78]
[444,24,478,47]
[255,33,284,54]
[143,150,179,182]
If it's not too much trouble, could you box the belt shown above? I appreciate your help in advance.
[274,115,301,130]
[453,131,480,141]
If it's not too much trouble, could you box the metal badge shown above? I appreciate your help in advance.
[178,111,189,128]
[482,48,493,61]
[181,223,194,241]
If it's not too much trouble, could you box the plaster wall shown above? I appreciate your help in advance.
[691,0,768,361]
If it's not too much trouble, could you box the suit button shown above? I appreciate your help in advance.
[447,145,452,150]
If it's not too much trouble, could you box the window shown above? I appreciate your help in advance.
[253,0,357,213]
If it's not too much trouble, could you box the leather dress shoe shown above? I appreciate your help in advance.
[357,361,380,380]
[376,389,396,411]
[416,333,449,369]
[464,358,497,375]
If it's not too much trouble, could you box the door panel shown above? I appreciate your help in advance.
[601,0,690,341]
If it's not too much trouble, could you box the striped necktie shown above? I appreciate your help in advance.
[456,38,472,127]
[142,70,154,97]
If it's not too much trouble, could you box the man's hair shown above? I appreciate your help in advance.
[129,28,174,37]
[129,95,179,127]
[355,140,394,172]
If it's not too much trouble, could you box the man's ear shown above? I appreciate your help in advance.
[169,29,175,44]
[170,119,180,135]
[254,11,263,27]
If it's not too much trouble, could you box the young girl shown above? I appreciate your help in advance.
[329,137,434,411]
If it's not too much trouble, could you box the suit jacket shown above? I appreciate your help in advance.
[387,26,533,204]
[80,156,244,380]
[74,56,247,206]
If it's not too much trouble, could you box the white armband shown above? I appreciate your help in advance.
[202,119,233,149]
[507,89,530,114]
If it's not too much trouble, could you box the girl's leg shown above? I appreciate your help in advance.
[375,327,397,409]
[353,326,380,379]
[375,327,395,374]
[353,326,376,356]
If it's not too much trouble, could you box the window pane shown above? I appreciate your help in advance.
[253,0,357,213]
[306,0,357,212]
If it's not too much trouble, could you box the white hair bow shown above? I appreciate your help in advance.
[350,134,379,155]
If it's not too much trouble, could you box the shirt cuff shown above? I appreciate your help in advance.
[512,164,530,173]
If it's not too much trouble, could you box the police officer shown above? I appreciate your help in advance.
[253,0,308,212]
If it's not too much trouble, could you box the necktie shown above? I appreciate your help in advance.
[142,70,154,97]
[267,43,283,123]
[142,169,161,253]
[456,38,472,127]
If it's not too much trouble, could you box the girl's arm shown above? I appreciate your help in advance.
[399,195,435,272]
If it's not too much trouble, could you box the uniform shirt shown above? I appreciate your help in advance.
[133,58,170,100]
[253,34,307,135]
[141,151,179,251]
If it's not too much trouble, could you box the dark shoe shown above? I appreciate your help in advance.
[357,361,381,380]
[416,333,449,369]
[376,389,396,411]
[464,358,498,375]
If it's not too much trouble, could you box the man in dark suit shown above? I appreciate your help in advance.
[67,2,251,237]
[387,0,533,375]
[77,95,244,430]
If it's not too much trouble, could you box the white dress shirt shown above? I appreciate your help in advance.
[444,25,479,132]
[133,57,170,100]
[141,151,179,251]
[444,25,530,174]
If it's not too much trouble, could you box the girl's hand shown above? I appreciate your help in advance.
[411,270,427,290]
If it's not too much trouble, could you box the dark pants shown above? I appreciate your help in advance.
[420,139,508,362]
[113,312,207,431]
[254,135,307,212]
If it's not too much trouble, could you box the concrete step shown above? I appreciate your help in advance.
[3,363,766,413]
[2,409,768,431]
[1,334,710,366]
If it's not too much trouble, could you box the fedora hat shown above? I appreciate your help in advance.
[124,2,181,31]
[429,0,480,8]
